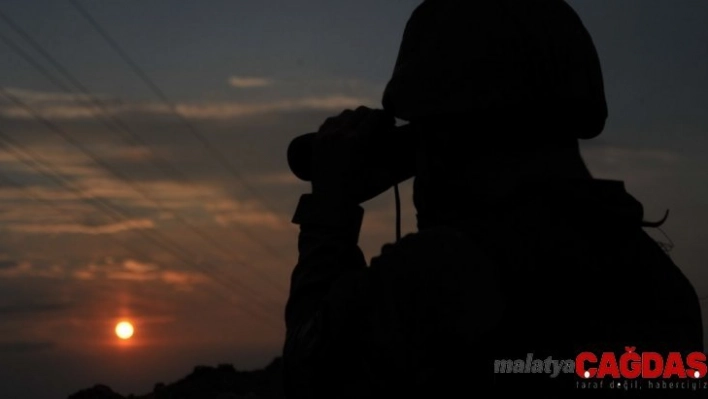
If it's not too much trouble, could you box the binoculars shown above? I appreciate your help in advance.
[286,124,416,183]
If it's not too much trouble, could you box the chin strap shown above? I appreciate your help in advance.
[642,209,673,255]
[394,183,401,242]
[641,209,670,228]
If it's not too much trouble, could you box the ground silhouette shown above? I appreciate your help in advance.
[67,357,285,399]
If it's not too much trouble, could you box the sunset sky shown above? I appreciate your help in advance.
[0,1,707,398]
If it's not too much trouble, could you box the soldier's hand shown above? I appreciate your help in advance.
[311,106,397,204]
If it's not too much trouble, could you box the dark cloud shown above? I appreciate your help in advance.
[0,302,73,316]
[0,341,56,354]
[0,261,19,270]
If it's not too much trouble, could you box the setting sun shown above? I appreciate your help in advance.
[115,321,134,340]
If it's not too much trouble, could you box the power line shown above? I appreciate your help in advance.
[68,0,294,232]
[0,131,283,330]
[0,125,280,310]
[0,87,287,297]
[0,10,292,270]
[0,30,73,93]
[0,167,282,330]
[0,126,283,327]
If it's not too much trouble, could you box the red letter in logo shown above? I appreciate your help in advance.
[620,346,641,379]
[686,352,707,379]
[642,352,664,379]
[576,352,598,379]
[597,352,621,378]
[663,352,687,378]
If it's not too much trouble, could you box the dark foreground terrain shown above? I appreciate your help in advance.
[67,357,285,399]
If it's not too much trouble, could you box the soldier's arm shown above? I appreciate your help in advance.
[283,193,367,398]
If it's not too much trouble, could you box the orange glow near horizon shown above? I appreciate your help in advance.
[115,321,135,340]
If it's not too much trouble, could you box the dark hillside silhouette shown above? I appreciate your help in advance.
[67,357,285,399]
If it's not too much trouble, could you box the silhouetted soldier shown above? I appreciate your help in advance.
[283,1,704,397]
